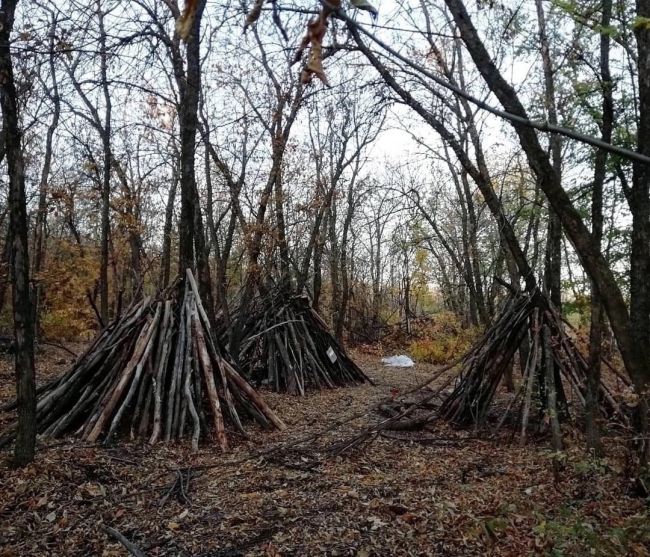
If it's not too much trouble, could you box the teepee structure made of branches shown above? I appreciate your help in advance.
[0,270,285,451]
[438,290,628,435]
[229,285,370,395]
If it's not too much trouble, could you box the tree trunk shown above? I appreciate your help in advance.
[0,0,36,467]
[534,0,563,314]
[444,0,648,417]
[334,181,356,341]
[329,205,341,332]
[371,218,382,336]
[0,228,12,319]
[32,15,61,339]
[215,210,237,327]
[586,0,614,455]
[160,160,178,288]
[312,210,328,311]
[544,323,563,482]
[98,2,112,326]
[460,169,488,325]
[192,182,216,327]
[631,0,650,466]
[445,149,480,326]
[273,170,291,288]
[177,0,207,276]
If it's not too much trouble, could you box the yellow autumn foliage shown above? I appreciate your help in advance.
[408,312,479,365]
[38,239,99,340]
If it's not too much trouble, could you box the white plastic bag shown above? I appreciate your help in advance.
[381,355,415,367]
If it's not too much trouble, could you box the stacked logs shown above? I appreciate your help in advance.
[231,288,370,395]
[0,270,284,450]
[439,290,627,432]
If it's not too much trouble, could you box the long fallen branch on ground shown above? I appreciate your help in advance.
[302,290,631,458]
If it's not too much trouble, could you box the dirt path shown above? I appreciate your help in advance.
[0,349,648,556]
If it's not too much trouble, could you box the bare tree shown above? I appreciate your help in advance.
[32,7,61,337]
[0,0,36,466]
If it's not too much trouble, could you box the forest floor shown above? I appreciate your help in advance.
[0,345,649,556]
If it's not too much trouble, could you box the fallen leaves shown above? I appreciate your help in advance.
[79,482,105,498]
[0,347,648,555]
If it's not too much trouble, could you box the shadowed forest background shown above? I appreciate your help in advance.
[1,0,650,555]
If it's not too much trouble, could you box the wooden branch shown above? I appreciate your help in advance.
[104,526,147,557]
[86,287,105,329]
[193,310,228,451]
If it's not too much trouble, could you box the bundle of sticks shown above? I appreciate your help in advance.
[0,270,285,450]
[307,291,630,459]
[439,290,627,432]
[232,287,370,395]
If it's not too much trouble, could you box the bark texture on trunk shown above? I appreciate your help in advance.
[0,0,37,467]
[586,0,614,455]
[631,0,650,465]
[177,0,207,276]
[443,0,648,409]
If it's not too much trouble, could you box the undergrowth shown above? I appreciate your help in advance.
[370,311,480,364]
[408,312,479,364]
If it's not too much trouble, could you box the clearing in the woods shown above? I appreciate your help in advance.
[0,345,648,556]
